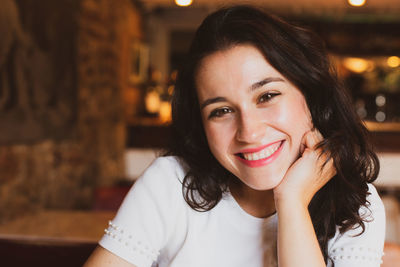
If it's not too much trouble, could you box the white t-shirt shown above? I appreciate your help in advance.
[99,156,385,267]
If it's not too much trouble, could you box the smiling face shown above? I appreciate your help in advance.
[195,45,313,191]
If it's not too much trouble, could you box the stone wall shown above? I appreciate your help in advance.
[0,0,142,223]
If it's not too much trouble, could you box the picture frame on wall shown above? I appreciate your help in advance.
[129,39,149,85]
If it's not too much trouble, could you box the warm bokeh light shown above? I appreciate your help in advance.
[387,56,400,68]
[348,0,366,7]
[375,111,386,122]
[375,94,386,107]
[159,101,172,122]
[175,0,193,7]
[145,91,161,114]
[343,57,371,73]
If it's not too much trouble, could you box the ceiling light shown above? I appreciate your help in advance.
[348,0,366,7]
[175,0,193,7]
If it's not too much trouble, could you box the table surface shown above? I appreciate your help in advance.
[0,210,115,243]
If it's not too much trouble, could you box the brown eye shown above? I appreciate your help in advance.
[208,107,232,119]
[258,92,280,103]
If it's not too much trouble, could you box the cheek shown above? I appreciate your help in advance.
[273,100,312,142]
[203,121,235,159]
[203,123,225,156]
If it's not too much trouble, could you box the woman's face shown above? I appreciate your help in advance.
[195,45,313,190]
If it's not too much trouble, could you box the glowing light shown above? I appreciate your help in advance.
[375,94,386,107]
[375,111,386,122]
[145,91,161,114]
[387,56,400,68]
[357,107,367,119]
[356,99,367,119]
[343,57,371,73]
[348,0,366,7]
[175,0,193,7]
[159,101,172,122]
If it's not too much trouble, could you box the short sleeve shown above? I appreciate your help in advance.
[327,184,386,267]
[98,156,187,267]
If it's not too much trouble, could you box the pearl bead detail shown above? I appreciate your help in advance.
[330,245,383,263]
[104,221,160,262]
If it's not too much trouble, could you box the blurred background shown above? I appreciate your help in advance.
[0,0,400,266]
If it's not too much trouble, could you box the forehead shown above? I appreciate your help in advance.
[195,45,286,97]
[197,45,276,75]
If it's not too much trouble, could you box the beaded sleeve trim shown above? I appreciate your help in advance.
[104,221,160,262]
[330,246,384,264]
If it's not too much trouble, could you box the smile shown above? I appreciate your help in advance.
[235,141,284,167]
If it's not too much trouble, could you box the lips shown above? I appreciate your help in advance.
[235,140,284,167]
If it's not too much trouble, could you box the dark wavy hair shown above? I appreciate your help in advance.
[167,5,379,263]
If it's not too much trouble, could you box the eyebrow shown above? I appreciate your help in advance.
[249,77,284,91]
[200,77,284,110]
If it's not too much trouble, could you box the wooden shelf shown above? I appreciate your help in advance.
[365,121,400,132]
[126,123,171,148]
[126,116,171,127]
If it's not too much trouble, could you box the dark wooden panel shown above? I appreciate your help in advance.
[127,124,172,148]
[0,237,96,267]
[370,131,400,152]
[291,17,400,56]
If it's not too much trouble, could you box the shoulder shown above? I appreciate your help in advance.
[123,156,188,209]
[149,155,187,172]
[363,183,385,224]
[141,155,187,178]
[98,156,190,266]
[327,184,386,266]
[358,184,386,235]
[134,156,187,190]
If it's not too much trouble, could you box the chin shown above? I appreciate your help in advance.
[244,174,285,191]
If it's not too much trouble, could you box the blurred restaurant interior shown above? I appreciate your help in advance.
[0,0,400,266]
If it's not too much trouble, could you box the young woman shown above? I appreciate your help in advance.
[84,5,385,267]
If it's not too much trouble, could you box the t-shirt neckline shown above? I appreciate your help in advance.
[220,191,277,233]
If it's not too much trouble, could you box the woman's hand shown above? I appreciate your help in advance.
[273,129,336,208]
[274,129,336,267]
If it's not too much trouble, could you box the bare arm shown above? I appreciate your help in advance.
[275,198,325,267]
[83,246,137,267]
[274,130,336,267]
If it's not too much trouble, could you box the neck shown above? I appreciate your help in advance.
[229,180,276,218]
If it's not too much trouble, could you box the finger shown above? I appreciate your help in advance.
[299,130,310,154]
[299,139,307,155]
[313,128,323,141]
[320,157,337,181]
[304,129,323,150]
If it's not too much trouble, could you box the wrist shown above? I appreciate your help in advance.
[274,193,309,213]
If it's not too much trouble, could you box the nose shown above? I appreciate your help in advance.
[235,112,265,144]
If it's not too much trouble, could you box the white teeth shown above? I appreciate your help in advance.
[242,142,281,161]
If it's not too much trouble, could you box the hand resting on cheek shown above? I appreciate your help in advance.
[273,129,337,207]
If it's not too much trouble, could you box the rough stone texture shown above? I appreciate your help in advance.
[0,0,142,223]
[0,0,79,143]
